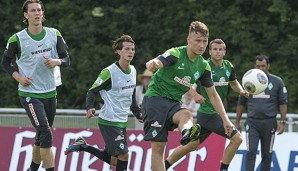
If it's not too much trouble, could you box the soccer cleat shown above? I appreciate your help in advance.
[64,137,87,155]
[180,124,201,146]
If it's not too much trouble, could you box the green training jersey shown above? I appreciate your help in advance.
[198,58,234,114]
[145,46,211,102]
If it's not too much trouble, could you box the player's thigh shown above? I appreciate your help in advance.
[19,97,49,128]
[43,97,57,127]
[172,108,193,125]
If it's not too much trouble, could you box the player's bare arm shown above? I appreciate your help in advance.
[44,57,62,68]
[230,80,249,98]
[188,87,205,104]
[12,72,32,87]
[277,104,287,135]
[86,108,95,118]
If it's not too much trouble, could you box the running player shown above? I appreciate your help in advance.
[64,35,143,171]
[1,1,70,171]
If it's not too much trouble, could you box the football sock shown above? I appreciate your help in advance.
[80,145,111,164]
[220,162,229,171]
[29,161,40,171]
[181,128,188,135]
[45,168,54,171]
[165,160,172,170]
[116,159,128,171]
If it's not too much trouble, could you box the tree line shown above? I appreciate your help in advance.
[0,0,297,113]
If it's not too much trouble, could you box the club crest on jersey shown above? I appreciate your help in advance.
[226,70,230,77]
[194,71,200,80]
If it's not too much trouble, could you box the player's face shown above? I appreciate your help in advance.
[255,59,270,73]
[118,42,135,62]
[209,43,226,61]
[187,32,208,55]
[24,3,44,26]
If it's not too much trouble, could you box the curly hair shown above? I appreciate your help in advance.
[112,35,135,55]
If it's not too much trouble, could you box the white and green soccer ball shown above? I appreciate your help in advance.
[242,69,268,95]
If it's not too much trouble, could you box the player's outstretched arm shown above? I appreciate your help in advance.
[146,58,163,72]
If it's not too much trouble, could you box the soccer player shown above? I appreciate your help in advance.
[142,21,234,171]
[64,35,143,171]
[236,55,288,171]
[1,1,70,171]
[168,39,249,171]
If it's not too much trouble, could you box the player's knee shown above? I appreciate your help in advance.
[38,127,53,148]
[151,141,167,156]
[235,134,243,145]
[180,109,193,120]
[110,156,117,166]
[118,153,129,161]
[231,133,243,145]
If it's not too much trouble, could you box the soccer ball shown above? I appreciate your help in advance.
[242,69,268,95]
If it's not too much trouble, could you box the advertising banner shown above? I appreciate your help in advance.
[0,127,226,171]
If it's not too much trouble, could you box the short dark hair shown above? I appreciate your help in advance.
[256,55,270,64]
[22,0,45,25]
[209,39,226,50]
[188,21,209,37]
[112,34,135,53]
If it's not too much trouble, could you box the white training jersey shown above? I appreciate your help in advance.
[16,27,60,93]
[98,63,136,122]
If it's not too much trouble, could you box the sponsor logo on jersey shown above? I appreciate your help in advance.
[30,48,52,55]
[174,76,192,87]
[122,84,136,90]
[213,82,229,86]
[252,92,270,99]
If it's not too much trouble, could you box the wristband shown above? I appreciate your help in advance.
[280,120,286,125]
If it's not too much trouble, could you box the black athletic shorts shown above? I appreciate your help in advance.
[141,96,181,142]
[19,96,56,147]
[98,123,128,156]
[197,112,238,143]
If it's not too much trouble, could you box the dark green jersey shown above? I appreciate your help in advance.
[145,46,212,102]
[198,58,235,114]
